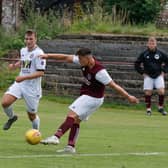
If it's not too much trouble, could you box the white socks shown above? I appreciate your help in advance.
[32,115,40,130]
[3,105,14,119]
[4,106,40,130]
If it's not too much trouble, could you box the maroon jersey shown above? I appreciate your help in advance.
[80,59,105,98]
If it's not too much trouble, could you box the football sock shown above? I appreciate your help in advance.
[158,95,164,108]
[3,105,14,119]
[145,95,151,109]
[68,123,80,147]
[55,117,75,138]
[32,115,40,130]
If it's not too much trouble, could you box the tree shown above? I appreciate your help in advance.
[1,0,20,31]
[0,0,2,24]
[156,0,168,28]
[103,0,161,24]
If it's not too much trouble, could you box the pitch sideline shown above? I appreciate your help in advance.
[0,152,167,159]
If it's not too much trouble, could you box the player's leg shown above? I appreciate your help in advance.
[53,112,80,153]
[56,118,81,154]
[144,76,153,115]
[40,96,86,145]
[45,95,103,154]
[23,94,41,129]
[144,90,152,115]
[54,110,79,138]
[155,75,167,115]
[53,114,81,153]
[41,95,103,148]
[1,94,17,117]
[67,118,81,148]
[56,95,104,153]
[40,110,78,145]
[1,94,18,130]
[41,95,95,145]
[1,83,21,130]
[27,112,40,129]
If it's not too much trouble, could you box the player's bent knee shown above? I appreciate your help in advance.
[1,100,10,108]
[75,118,81,124]
[68,111,78,118]
[1,95,17,108]
[27,112,36,121]
[158,89,165,95]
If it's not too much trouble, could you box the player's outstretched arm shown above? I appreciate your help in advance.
[39,53,74,63]
[108,80,139,104]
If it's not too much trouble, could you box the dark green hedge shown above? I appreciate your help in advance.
[103,0,161,24]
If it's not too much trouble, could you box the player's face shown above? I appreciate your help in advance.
[24,34,37,50]
[79,55,90,66]
[147,39,157,51]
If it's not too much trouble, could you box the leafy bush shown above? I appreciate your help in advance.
[0,62,18,89]
[11,38,24,50]
[0,27,24,52]
[19,9,63,40]
[103,0,161,24]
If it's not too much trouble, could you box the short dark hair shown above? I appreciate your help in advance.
[75,48,92,56]
[25,29,37,38]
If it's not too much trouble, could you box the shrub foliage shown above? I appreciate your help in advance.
[103,0,161,24]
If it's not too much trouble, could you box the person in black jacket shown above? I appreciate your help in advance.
[135,36,168,116]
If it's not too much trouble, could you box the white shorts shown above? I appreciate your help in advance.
[69,95,104,121]
[5,82,40,113]
[143,75,165,90]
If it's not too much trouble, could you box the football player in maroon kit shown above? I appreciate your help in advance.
[40,48,139,153]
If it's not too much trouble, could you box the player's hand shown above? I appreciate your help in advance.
[128,95,139,104]
[15,76,26,82]
[39,54,49,59]
[161,72,165,77]
[143,73,147,78]
[8,64,15,70]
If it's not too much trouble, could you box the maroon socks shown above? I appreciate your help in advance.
[68,123,80,147]
[55,117,75,138]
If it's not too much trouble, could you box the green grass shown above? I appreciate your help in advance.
[0,94,168,168]
[68,21,168,36]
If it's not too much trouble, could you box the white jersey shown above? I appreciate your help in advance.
[18,46,46,97]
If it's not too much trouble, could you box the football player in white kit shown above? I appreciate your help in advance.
[1,30,46,130]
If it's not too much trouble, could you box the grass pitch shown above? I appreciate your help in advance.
[0,96,168,168]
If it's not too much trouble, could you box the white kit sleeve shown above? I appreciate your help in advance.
[72,55,81,65]
[35,50,46,70]
[95,69,112,85]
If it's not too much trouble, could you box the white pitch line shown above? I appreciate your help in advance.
[0,152,167,159]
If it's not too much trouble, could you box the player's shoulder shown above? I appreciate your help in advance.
[34,46,44,53]
[95,58,104,68]
[33,46,44,57]
[92,60,105,73]
[137,50,148,59]
[20,47,27,53]
[156,48,167,56]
